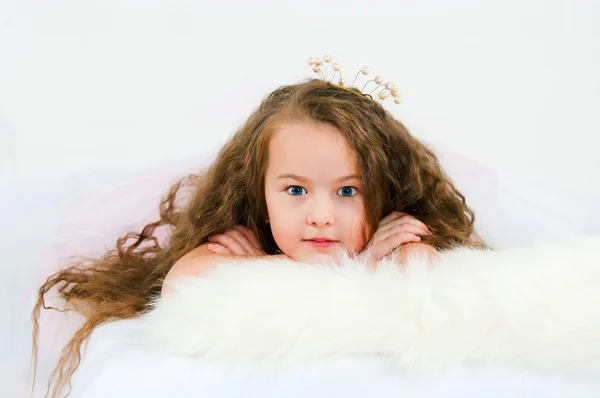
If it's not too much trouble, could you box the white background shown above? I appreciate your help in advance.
[1,1,600,396]
[1,0,599,195]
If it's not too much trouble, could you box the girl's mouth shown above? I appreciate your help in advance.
[303,239,339,248]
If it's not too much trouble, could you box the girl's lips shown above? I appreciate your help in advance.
[303,239,339,248]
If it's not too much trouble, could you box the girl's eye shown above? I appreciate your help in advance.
[338,186,357,197]
[286,186,307,196]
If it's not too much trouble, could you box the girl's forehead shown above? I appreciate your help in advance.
[268,122,358,166]
[266,125,362,183]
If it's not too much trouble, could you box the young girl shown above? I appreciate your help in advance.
[31,69,486,397]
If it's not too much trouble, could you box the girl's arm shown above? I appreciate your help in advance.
[163,225,269,296]
[162,242,286,296]
[162,243,233,295]
[163,242,436,295]
[394,242,439,265]
[360,212,436,267]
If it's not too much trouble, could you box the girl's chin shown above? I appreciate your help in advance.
[288,248,356,264]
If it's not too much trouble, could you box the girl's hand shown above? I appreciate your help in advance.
[361,212,432,263]
[207,224,265,256]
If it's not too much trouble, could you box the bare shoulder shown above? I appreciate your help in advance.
[396,242,438,264]
[179,243,214,261]
[162,243,233,296]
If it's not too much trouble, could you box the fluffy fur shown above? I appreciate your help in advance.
[132,236,600,380]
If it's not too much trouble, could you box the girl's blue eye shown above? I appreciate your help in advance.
[286,186,306,196]
[338,186,357,197]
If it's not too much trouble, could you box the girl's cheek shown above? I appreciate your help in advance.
[348,211,369,253]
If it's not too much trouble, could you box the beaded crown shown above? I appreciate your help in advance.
[307,55,402,105]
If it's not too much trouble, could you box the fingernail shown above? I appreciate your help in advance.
[207,243,216,251]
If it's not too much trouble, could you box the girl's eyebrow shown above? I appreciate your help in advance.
[277,173,361,182]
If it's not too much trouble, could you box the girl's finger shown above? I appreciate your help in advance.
[224,229,255,254]
[377,223,430,242]
[232,224,262,250]
[374,232,422,260]
[208,234,247,255]
[207,243,232,254]
[378,211,403,226]
[377,215,430,235]
[372,218,428,240]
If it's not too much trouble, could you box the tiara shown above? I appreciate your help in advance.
[307,55,402,105]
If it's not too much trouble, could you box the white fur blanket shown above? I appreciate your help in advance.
[129,236,600,382]
[62,236,600,397]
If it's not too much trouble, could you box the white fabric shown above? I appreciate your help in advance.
[70,349,600,398]
[1,145,599,397]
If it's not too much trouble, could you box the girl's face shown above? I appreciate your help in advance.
[264,121,368,263]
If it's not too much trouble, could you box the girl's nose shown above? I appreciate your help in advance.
[306,197,335,227]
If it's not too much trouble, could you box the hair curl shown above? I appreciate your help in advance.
[31,79,487,398]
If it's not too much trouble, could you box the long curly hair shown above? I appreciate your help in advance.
[31,79,487,398]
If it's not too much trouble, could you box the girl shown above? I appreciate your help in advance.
[31,76,485,398]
